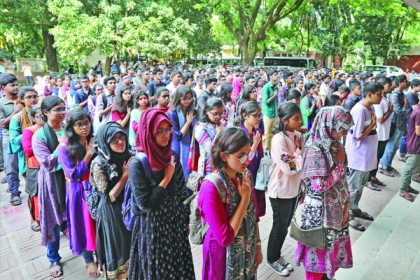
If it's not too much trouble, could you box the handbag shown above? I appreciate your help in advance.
[255,154,273,191]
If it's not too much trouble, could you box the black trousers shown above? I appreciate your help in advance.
[370,140,388,179]
[267,196,297,263]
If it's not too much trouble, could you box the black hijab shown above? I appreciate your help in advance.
[95,122,131,166]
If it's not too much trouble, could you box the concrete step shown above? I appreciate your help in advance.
[335,194,413,280]
[361,196,420,279]
[407,250,420,280]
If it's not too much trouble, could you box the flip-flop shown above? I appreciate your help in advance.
[400,191,415,202]
[31,224,41,232]
[353,210,374,221]
[10,196,22,206]
[349,219,365,231]
[49,261,63,278]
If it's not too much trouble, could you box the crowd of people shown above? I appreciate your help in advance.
[0,62,419,280]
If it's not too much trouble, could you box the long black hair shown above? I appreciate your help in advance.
[235,101,260,126]
[199,97,224,123]
[277,102,301,134]
[113,85,133,113]
[217,83,233,104]
[65,108,94,163]
[132,90,150,109]
[171,85,195,112]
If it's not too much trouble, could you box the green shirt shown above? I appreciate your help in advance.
[261,82,278,119]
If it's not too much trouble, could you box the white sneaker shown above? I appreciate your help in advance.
[278,257,294,271]
[266,261,290,276]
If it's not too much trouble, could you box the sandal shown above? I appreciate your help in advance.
[372,177,386,186]
[379,168,395,177]
[406,186,419,195]
[400,191,415,202]
[49,261,63,278]
[352,209,374,221]
[366,182,381,191]
[86,262,100,278]
[31,223,41,232]
[349,218,365,231]
[10,195,22,206]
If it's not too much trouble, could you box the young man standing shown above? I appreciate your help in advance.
[95,76,116,126]
[135,69,150,93]
[154,87,170,113]
[344,80,362,111]
[166,70,182,97]
[74,75,93,112]
[0,74,23,206]
[261,69,279,153]
[346,82,382,231]
[147,68,166,99]
[399,79,420,162]
[399,97,420,202]
[379,75,409,177]
[278,71,293,105]
[319,74,331,105]
[196,77,217,113]
[368,78,393,188]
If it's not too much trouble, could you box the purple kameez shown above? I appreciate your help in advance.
[32,130,66,246]
[57,143,96,255]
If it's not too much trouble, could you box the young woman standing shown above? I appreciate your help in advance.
[198,127,263,279]
[22,105,44,232]
[90,122,132,280]
[57,108,99,278]
[266,102,304,277]
[32,96,67,278]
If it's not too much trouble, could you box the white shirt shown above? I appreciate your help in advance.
[267,131,304,199]
[373,97,392,141]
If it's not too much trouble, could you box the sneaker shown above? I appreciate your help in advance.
[366,182,381,191]
[388,166,400,176]
[278,257,293,272]
[379,168,395,177]
[266,261,290,276]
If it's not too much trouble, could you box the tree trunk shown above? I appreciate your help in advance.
[105,56,112,76]
[41,27,58,72]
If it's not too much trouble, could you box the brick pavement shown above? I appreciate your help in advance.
[0,156,413,280]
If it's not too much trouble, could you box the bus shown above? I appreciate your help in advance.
[263,57,318,70]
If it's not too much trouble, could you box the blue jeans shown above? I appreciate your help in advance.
[4,143,20,196]
[380,129,403,169]
[82,250,94,264]
[47,226,61,263]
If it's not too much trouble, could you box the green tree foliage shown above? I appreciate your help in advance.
[205,0,305,65]
[0,0,59,71]
[48,0,197,70]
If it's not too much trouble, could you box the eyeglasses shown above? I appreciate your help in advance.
[227,152,251,164]
[208,111,224,117]
[25,95,39,100]
[111,135,127,144]
[74,121,91,129]
[51,108,66,114]
[156,127,174,137]
[250,114,262,119]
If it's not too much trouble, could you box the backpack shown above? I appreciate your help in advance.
[122,152,151,231]
[99,92,108,122]
[184,173,226,245]
[255,154,273,191]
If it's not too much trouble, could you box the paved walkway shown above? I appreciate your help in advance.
[0,157,415,279]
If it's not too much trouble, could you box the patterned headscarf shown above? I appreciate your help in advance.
[302,106,353,178]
